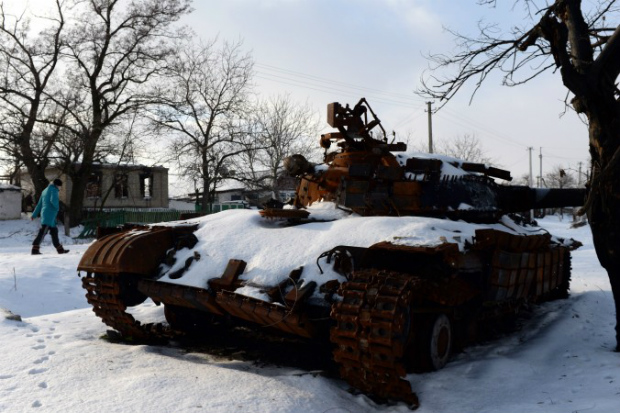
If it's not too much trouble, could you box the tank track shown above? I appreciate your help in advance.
[81,272,171,342]
[330,270,422,407]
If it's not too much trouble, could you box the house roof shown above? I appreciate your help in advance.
[87,163,168,171]
[0,183,21,191]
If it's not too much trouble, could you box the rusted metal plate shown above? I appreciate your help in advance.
[487,247,567,301]
[258,208,310,220]
[208,259,247,292]
[138,279,224,316]
[78,227,175,275]
[474,229,552,252]
[215,291,317,338]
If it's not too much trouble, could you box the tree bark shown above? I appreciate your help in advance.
[585,100,620,351]
[551,1,620,351]
[588,189,620,351]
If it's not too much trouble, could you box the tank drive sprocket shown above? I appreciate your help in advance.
[81,272,171,342]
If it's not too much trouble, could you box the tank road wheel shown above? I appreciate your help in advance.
[330,270,420,407]
[164,305,216,335]
[429,314,452,370]
[409,314,453,372]
[118,273,148,307]
[81,272,170,342]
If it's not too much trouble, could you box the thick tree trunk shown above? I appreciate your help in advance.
[66,135,99,227]
[583,98,620,351]
[587,189,620,351]
[200,176,210,213]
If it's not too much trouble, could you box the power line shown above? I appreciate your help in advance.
[255,72,420,108]
[392,104,427,129]
[256,62,424,103]
[439,107,529,148]
[434,111,526,149]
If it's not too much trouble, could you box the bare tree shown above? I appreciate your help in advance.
[545,164,577,189]
[420,0,620,350]
[0,1,64,200]
[54,109,147,212]
[147,37,254,212]
[435,134,493,164]
[234,95,320,201]
[55,0,191,225]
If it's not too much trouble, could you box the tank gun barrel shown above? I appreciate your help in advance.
[497,187,586,213]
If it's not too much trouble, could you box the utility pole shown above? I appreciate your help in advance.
[539,147,543,188]
[528,147,533,187]
[578,162,583,186]
[426,101,433,154]
[528,147,534,221]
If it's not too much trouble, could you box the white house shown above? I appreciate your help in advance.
[0,184,22,220]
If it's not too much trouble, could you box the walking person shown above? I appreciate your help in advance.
[31,179,69,255]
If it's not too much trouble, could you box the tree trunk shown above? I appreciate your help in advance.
[200,176,210,213]
[584,99,620,351]
[66,137,98,227]
[587,188,620,351]
[68,171,88,227]
[28,165,51,202]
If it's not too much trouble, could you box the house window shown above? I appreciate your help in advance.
[86,172,102,198]
[114,174,129,198]
[139,173,153,199]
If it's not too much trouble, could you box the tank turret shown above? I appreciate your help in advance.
[264,98,585,222]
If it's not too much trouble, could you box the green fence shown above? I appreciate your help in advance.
[77,204,246,238]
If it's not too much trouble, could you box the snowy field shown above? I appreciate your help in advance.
[0,214,618,413]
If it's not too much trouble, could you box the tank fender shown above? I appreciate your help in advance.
[77,227,176,275]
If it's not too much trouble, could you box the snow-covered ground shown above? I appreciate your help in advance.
[0,213,617,413]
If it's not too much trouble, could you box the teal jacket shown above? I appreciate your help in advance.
[32,184,60,227]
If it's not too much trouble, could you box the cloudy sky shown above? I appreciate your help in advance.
[11,0,592,187]
[183,0,590,182]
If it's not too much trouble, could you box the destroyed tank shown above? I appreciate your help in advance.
[78,98,585,408]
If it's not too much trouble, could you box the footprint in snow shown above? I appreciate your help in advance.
[33,356,49,365]
[28,368,48,375]
[32,344,46,350]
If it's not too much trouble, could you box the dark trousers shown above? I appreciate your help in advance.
[32,225,61,248]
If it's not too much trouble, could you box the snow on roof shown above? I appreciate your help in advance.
[0,183,21,191]
[215,179,246,192]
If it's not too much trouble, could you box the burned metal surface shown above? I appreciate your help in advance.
[78,98,585,409]
[271,98,586,221]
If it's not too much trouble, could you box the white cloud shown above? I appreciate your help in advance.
[383,0,443,35]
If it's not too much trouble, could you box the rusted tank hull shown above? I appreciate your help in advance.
[77,98,584,409]
[78,223,574,408]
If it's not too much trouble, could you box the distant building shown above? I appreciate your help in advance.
[20,164,169,210]
[188,176,298,208]
[0,183,22,220]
